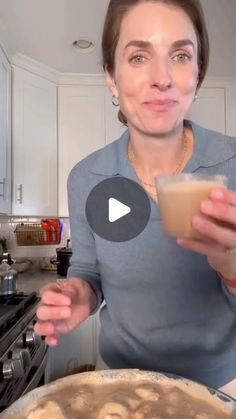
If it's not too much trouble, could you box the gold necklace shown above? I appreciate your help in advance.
[128,132,189,190]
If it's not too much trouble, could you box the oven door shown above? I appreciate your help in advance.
[0,344,48,412]
[22,348,48,396]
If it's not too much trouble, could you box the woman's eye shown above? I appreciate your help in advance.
[130,55,147,64]
[173,53,191,63]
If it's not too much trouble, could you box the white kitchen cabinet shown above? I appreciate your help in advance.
[45,314,98,382]
[0,47,11,215]
[188,87,226,134]
[12,66,57,216]
[58,85,128,216]
[58,85,106,217]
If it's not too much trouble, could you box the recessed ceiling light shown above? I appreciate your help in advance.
[72,39,95,54]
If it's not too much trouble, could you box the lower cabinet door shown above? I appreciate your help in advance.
[45,314,99,382]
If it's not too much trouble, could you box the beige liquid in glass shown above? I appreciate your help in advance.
[158,179,225,238]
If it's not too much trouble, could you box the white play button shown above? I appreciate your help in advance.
[108,197,131,223]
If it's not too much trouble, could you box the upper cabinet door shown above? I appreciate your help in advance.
[58,85,106,217]
[187,87,226,134]
[0,48,11,215]
[12,67,57,216]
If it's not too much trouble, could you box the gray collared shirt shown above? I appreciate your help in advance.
[67,120,236,388]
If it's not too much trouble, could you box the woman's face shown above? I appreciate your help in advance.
[106,2,199,136]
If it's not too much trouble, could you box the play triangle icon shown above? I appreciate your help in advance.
[108,197,131,223]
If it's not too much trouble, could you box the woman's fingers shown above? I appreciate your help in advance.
[34,278,92,345]
[34,320,55,336]
[193,188,236,250]
[177,188,236,259]
[177,236,226,259]
[45,335,58,346]
[191,214,236,249]
[39,282,61,296]
[40,288,71,306]
[35,317,72,335]
[35,283,73,344]
[210,187,236,206]
[36,304,71,321]
[201,199,236,226]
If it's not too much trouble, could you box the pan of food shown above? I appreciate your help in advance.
[0,369,235,418]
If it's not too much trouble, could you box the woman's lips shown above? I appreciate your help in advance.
[143,99,178,112]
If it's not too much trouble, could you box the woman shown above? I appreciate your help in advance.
[35,0,236,396]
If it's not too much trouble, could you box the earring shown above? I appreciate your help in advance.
[193,93,198,102]
[112,96,120,107]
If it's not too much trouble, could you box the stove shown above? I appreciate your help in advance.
[0,292,48,412]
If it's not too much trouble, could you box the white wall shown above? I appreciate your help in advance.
[201,0,236,77]
[0,17,12,61]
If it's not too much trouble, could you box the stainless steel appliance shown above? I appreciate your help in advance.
[0,268,18,295]
[0,292,48,412]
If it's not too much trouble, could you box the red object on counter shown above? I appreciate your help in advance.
[41,219,62,244]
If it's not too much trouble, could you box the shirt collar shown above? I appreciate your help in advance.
[89,129,130,176]
[185,120,235,172]
[88,120,235,176]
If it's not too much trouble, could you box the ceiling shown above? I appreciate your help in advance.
[0,0,236,76]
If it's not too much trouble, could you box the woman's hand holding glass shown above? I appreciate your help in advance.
[34,277,97,346]
[177,187,236,288]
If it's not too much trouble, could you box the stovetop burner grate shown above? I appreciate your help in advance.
[0,292,40,358]
[0,291,48,412]
[0,307,12,326]
[0,292,38,336]
[0,307,12,316]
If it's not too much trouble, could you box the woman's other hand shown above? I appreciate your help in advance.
[177,187,236,290]
[34,277,97,346]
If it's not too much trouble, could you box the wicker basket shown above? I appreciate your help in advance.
[15,222,62,246]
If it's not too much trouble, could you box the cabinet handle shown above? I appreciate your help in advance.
[0,178,6,199]
[16,184,23,204]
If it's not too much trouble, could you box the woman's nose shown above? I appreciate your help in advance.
[150,59,173,91]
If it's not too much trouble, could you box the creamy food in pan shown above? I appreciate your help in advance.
[2,370,236,419]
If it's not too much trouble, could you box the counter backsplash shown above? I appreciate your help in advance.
[0,217,70,258]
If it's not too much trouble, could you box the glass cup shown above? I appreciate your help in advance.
[155,173,228,238]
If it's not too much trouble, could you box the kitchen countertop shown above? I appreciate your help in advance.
[16,261,63,294]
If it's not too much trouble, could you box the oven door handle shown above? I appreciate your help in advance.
[22,350,48,396]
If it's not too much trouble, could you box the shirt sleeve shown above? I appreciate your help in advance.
[221,280,236,312]
[66,164,103,315]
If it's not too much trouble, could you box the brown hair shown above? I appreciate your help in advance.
[102,0,210,125]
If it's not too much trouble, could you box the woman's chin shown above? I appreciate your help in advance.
[134,113,182,135]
